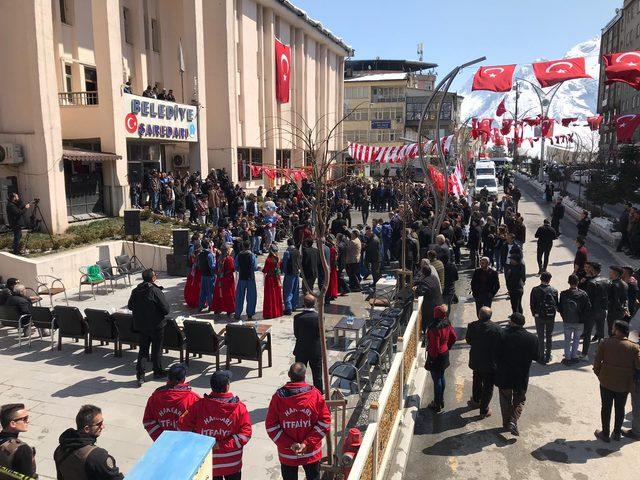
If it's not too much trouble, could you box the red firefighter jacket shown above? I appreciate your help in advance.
[265,382,331,466]
[142,383,201,441]
[178,391,252,476]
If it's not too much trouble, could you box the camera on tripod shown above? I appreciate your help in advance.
[31,198,40,205]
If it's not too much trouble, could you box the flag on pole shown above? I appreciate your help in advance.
[178,39,186,73]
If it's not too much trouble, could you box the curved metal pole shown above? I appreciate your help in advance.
[418,56,486,243]
[433,72,459,236]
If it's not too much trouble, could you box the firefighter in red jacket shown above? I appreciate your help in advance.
[265,362,331,480]
[142,363,200,441]
[178,370,252,480]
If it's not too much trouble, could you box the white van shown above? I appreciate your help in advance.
[474,175,499,197]
[474,160,496,179]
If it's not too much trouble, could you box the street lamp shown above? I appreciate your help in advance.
[513,77,564,183]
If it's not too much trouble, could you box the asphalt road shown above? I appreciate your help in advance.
[403,179,639,480]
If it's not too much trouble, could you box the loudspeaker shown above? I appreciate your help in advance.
[124,209,141,236]
[166,254,189,277]
[172,229,190,255]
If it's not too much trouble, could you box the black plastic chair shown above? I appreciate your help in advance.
[164,318,187,363]
[112,312,139,356]
[183,320,224,368]
[53,306,89,352]
[0,305,32,347]
[30,306,57,350]
[224,324,272,377]
[115,255,144,283]
[96,259,129,292]
[329,339,372,394]
[84,308,118,355]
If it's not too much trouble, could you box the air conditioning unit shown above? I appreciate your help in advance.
[0,144,24,165]
[172,154,189,169]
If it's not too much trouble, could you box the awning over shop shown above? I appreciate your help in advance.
[62,148,122,162]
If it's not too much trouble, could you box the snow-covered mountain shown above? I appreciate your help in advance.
[457,37,601,155]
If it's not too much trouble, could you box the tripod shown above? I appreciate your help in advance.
[23,200,56,252]
[127,234,145,271]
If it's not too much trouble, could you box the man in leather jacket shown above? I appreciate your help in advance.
[580,262,609,347]
[607,266,629,337]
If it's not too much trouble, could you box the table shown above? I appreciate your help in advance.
[333,317,367,350]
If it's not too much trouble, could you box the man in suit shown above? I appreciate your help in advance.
[293,295,323,392]
[551,197,565,237]
[363,229,381,288]
[471,257,501,314]
[500,233,522,269]
[301,238,320,294]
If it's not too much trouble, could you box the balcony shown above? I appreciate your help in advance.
[58,91,99,106]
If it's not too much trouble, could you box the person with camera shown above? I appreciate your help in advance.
[6,193,31,255]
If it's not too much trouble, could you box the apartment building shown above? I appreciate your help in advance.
[0,0,351,233]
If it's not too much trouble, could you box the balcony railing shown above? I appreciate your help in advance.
[58,91,99,106]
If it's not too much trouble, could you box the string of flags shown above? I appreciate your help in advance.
[246,164,309,181]
[347,135,454,164]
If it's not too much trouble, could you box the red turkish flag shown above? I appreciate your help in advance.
[496,97,507,117]
[561,117,578,127]
[587,115,603,131]
[501,119,513,136]
[492,128,505,146]
[541,118,555,138]
[472,64,516,92]
[471,118,479,139]
[478,118,493,135]
[532,57,591,88]
[275,39,291,103]
[604,51,640,90]
[523,116,541,126]
[615,114,640,143]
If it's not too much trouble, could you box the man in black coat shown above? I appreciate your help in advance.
[504,255,526,314]
[500,233,522,269]
[551,197,565,237]
[471,257,500,315]
[466,307,501,418]
[330,212,347,236]
[293,295,323,392]
[301,239,320,294]
[413,262,442,336]
[363,229,381,287]
[6,193,30,255]
[534,219,556,273]
[580,262,609,348]
[495,312,538,436]
[530,271,559,364]
[5,284,33,336]
[607,266,629,337]
[127,269,170,386]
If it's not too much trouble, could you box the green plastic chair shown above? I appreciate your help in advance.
[79,265,106,300]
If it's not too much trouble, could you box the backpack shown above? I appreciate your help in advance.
[540,288,557,317]
[562,296,580,323]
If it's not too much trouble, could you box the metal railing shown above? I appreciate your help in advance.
[58,91,99,106]
[348,297,423,480]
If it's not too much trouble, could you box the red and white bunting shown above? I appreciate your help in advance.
[347,136,454,164]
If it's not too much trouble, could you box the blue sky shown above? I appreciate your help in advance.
[294,0,619,89]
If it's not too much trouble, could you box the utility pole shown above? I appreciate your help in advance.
[512,83,519,169]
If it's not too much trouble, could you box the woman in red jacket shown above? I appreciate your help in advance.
[425,304,457,413]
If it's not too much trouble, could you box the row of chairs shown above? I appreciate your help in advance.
[328,296,414,395]
[30,254,143,307]
[0,305,273,377]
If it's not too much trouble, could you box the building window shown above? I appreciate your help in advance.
[84,66,98,105]
[370,107,403,121]
[237,148,263,181]
[123,7,133,45]
[276,149,291,170]
[371,87,405,103]
[345,86,369,99]
[59,0,72,25]
[64,64,73,92]
[345,108,369,121]
[151,19,161,53]
[144,16,150,50]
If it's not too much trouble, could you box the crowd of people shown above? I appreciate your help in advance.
[4,163,640,478]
